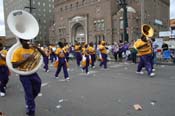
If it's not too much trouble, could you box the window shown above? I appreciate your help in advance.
[38,2,40,5]
[94,19,105,31]
[58,28,66,36]
[65,5,67,10]
[82,0,85,4]
[76,2,79,7]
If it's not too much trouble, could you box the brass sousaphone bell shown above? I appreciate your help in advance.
[141,24,154,38]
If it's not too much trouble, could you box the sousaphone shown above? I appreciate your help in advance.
[6,10,43,75]
[141,24,154,37]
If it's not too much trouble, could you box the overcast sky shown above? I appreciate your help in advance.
[0,0,174,36]
[170,0,175,19]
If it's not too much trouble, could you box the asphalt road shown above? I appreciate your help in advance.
[0,60,175,116]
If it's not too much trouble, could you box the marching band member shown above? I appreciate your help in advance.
[99,40,108,69]
[43,46,50,72]
[63,42,70,62]
[74,42,82,67]
[81,43,90,74]
[49,45,57,63]
[134,34,155,77]
[55,42,70,80]
[11,39,47,116]
[88,42,96,68]
[0,43,9,97]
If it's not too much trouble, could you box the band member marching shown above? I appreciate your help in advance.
[81,43,90,75]
[134,24,155,77]
[63,42,70,63]
[43,46,50,72]
[99,40,108,69]
[49,45,57,63]
[88,42,96,68]
[55,42,70,80]
[74,42,82,67]
[0,43,9,97]
[11,39,47,116]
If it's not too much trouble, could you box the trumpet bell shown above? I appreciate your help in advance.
[7,10,39,40]
[141,24,154,37]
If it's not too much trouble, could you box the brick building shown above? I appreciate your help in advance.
[50,0,169,45]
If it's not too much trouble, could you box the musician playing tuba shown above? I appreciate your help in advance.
[7,10,46,116]
[134,24,155,77]
[11,38,46,115]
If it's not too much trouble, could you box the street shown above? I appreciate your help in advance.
[0,61,175,116]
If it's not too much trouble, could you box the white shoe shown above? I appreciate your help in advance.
[80,68,84,72]
[46,70,50,72]
[55,77,59,79]
[136,71,144,75]
[150,73,155,77]
[0,92,5,97]
[86,72,90,75]
[66,77,70,81]
[92,66,95,69]
[152,69,156,72]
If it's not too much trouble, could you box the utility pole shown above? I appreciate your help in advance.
[24,0,36,13]
[118,0,128,42]
[24,0,37,43]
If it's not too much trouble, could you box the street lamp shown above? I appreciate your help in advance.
[118,0,128,42]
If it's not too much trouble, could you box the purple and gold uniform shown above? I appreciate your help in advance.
[99,41,108,69]
[11,47,41,115]
[0,49,9,96]
[43,47,50,72]
[74,44,82,66]
[81,45,90,74]
[55,47,69,79]
[134,37,153,76]
[63,44,70,62]
[88,44,96,68]
[134,39,152,56]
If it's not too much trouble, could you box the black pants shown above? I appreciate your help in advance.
[0,65,9,93]
[113,52,118,61]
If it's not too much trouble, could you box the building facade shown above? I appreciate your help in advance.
[3,0,29,45]
[4,0,54,45]
[50,0,169,45]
